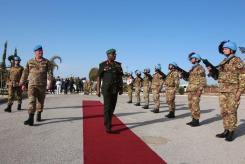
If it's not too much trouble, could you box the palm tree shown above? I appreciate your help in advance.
[89,67,99,81]
[49,55,62,73]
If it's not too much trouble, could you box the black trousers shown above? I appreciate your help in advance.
[103,92,118,129]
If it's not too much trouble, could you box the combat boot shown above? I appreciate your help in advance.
[216,129,229,138]
[142,105,149,109]
[135,103,140,106]
[24,114,34,126]
[189,119,200,127]
[17,104,22,111]
[36,112,42,122]
[152,108,159,113]
[186,118,195,126]
[165,111,175,118]
[4,104,12,113]
[127,100,132,104]
[225,131,234,142]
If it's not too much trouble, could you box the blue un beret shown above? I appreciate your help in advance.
[33,45,43,52]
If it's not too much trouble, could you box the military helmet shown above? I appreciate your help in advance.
[135,70,141,75]
[14,56,21,61]
[106,49,116,55]
[223,41,237,51]
[169,62,178,67]
[188,52,201,61]
[144,68,150,73]
[155,64,161,71]
[218,40,237,54]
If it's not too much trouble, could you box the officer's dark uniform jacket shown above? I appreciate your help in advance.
[98,60,124,94]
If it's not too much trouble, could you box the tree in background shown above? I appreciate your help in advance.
[49,55,62,74]
[89,67,99,82]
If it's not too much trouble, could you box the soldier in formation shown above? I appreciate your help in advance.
[134,70,143,106]
[164,62,180,118]
[142,68,152,109]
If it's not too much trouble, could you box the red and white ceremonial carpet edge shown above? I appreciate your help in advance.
[83,100,166,164]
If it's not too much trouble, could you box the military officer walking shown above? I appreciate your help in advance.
[142,68,152,109]
[207,41,245,141]
[151,64,164,113]
[134,70,143,106]
[126,73,134,103]
[96,49,123,133]
[4,56,24,112]
[20,45,53,126]
[165,62,180,118]
[185,53,206,127]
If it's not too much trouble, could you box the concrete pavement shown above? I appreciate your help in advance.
[0,93,245,164]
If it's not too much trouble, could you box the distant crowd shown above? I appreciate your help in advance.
[47,76,96,95]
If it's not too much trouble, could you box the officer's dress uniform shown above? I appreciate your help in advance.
[98,60,123,131]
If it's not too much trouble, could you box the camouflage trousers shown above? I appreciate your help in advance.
[143,86,150,106]
[127,85,133,101]
[135,87,141,103]
[7,85,22,105]
[28,85,46,114]
[188,91,201,119]
[152,86,161,109]
[219,92,240,131]
[166,88,176,112]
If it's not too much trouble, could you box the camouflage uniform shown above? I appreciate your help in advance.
[20,58,52,114]
[143,74,152,107]
[217,56,245,132]
[151,72,164,111]
[83,81,90,95]
[126,76,134,103]
[186,64,206,120]
[165,70,180,113]
[6,65,24,106]
[134,76,143,105]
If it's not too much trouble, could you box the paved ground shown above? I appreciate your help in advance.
[0,93,245,164]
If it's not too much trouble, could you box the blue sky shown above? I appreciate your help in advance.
[0,0,244,84]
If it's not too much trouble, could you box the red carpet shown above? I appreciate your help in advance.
[83,100,166,164]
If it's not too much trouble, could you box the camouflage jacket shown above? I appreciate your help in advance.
[165,70,180,89]
[134,76,143,88]
[7,65,24,86]
[217,56,245,93]
[186,64,206,92]
[20,58,53,86]
[143,74,152,87]
[151,72,164,89]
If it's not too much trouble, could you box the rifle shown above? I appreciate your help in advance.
[158,70,167,80]
[202,59,219,80]
[239,47,245,54]
[175,66,189,81]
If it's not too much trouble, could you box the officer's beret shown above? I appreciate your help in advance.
[33,45,43,52]
[106,49,116,55]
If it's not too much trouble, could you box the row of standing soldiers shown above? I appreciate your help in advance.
[127,40,245,142]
